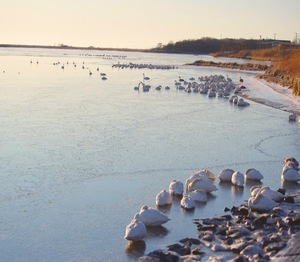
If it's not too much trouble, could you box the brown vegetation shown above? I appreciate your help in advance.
[185,60,268,71]
[213,45,300,96]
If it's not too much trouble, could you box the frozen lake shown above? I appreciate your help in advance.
[0,48,299,261]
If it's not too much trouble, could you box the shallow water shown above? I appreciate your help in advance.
[0,48,299,261]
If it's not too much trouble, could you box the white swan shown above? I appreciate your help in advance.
[188,189,207,202]
[231,171,244,187]
[281,161,300,182]
[194,169,216,180]
[248,192,277,211]
[185,169,215,192]
[169,180,184,196]
[218,168,235,182]
[155,189,172,206]
[124,218,147,241]
[180,195,195,210]
[259,186,284,202]
[283,157,299,170]
[187,178,217,193]
[135,206,170,226]
[245,168,264,181]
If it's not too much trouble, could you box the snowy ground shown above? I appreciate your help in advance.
[240,74,300,115]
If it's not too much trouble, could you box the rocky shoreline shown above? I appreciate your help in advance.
[136,158,300,261]
[139,191,300,262]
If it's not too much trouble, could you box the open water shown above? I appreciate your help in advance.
[0,48,299,261]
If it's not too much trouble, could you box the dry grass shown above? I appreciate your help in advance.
[249,46,300,96]
[211,44,300,96]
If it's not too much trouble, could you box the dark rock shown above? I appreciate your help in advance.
[231,255,248,262]
[179,237,200,245]
[269,233,281,242]
[224,207,230,212]
[230,206,239,215]
[175,246,190,256]
[264,241,287,252]
[240,244,264,257]
[277,188,286,195]
[215,227,227,236]
[202,216,228,225]
[144,250,181,262]
[272,207,288,217]
[197,225,217,231]
[222,214,233,220]
[191,247,204,255]
[252,216,267,230]
[287,217,300,226]
[283,196,295,203]
[224,238,234,245]
[167,243,183,252]
[201,232,214,242]
[231,242,247,253]
[238,207,249,216]
[256,235,272,247]
[276,219,289,230]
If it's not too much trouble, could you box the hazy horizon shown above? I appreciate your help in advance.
[1,0,299,49]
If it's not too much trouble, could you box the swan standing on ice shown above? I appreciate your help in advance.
[231,171,244,187]
[135,206,170,226]
[124,218,147,241]
[155,190,172,206]
[180,195,195,210]
[169,180,184,196]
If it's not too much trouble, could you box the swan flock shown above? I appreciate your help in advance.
[124,156,300,242]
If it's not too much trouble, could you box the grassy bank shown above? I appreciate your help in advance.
[212,45,300,96]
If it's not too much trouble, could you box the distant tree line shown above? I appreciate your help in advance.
[149,37,291,55]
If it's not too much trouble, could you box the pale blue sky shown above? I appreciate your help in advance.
[1,0,299,48]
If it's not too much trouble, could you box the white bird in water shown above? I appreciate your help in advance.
[231,171,244,187]
[124,218,147,241]
[169,180,184,196]
[180,195,195,210]
[185,169,215,192]
[135,206,170,226]
[185,170,217,193]
[255,186,284,202]
[186,178,217,193]
[218,168,235,182]
[244,168,263,181]
[155,189,172,206]
[248,189,278,212]
[188,189,207,202]
[281,157,300,182]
